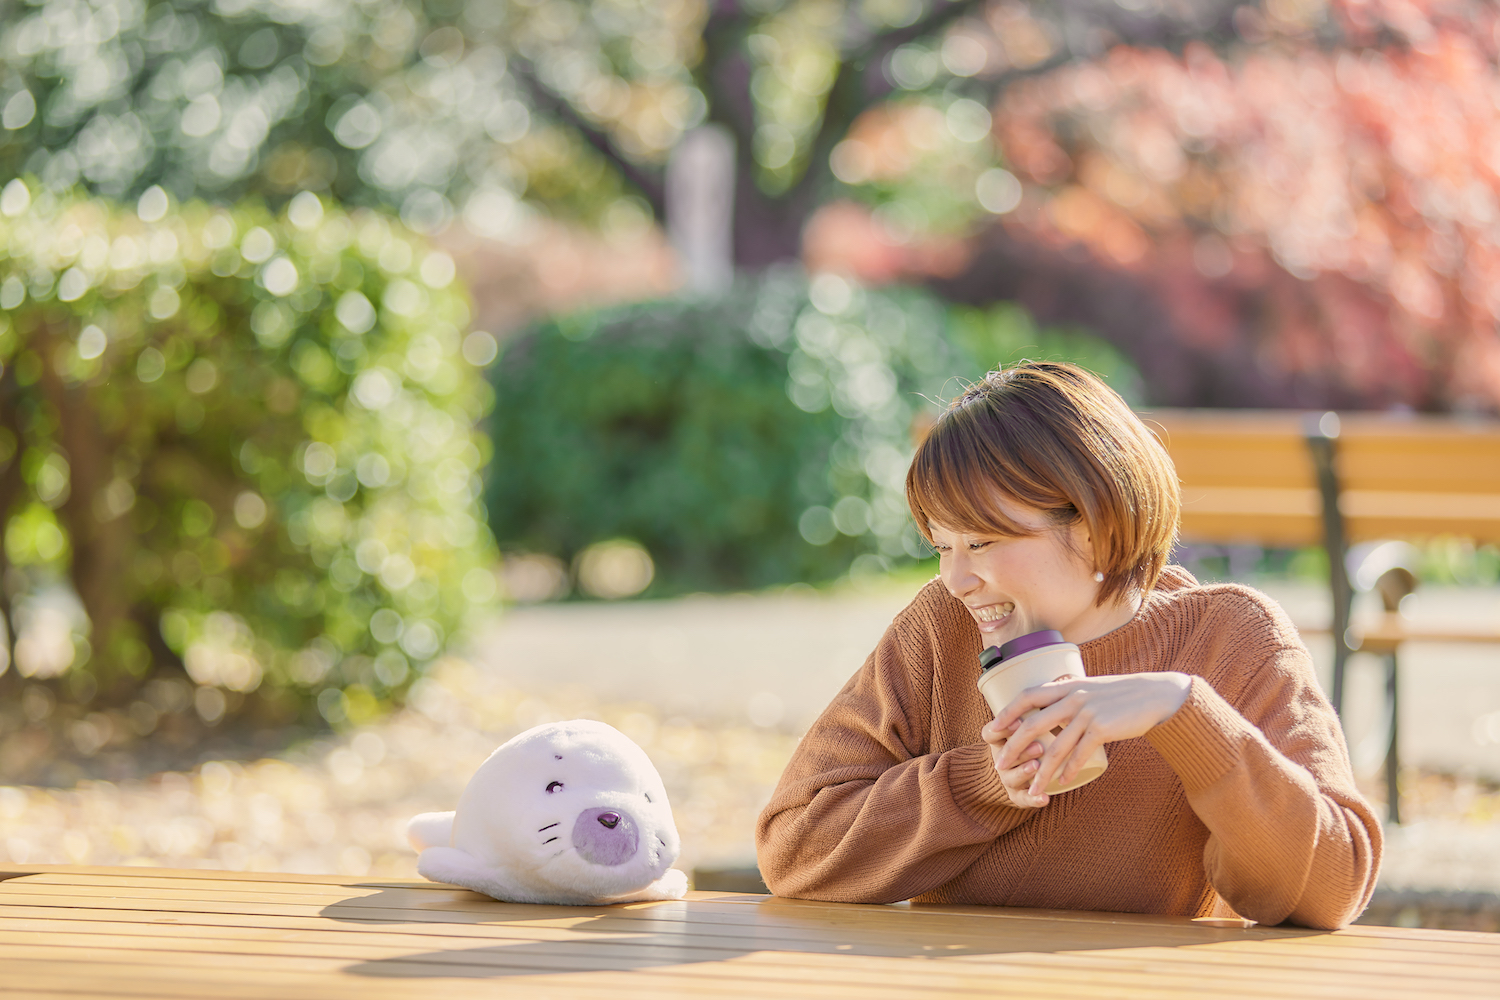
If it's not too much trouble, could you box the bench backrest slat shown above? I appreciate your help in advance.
[1141,410,1500,545]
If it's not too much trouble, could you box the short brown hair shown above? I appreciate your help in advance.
[906,361,1180,605]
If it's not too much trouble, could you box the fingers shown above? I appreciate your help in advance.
[1026,716,1087,795]
[986,738,1043,772]
[988,680,1078,735]
[1053,734,1106,790]
[988,740,1050,809]
[992,698,1078,770]
[1004,767,1049,808]
[1029,713,1114,795]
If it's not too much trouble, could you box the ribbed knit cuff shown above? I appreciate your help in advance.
[945,743,1016,830]
[1145,676,1251,793]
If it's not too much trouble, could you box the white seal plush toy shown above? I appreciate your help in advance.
[406,720,688,905]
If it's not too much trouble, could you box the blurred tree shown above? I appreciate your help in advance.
[883,0,1500,410]
[0,0,1235,248]
[15,0,1488,411]
[0,181,495,726]
[0,0,679,228]
[488,269,1140,594]
[997,0,1500,410]
[490,272,954,592]
[699,0,1251,266]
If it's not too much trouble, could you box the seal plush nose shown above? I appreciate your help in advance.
[572,807,639,866]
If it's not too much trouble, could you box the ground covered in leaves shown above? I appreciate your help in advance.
[0,656,796,882]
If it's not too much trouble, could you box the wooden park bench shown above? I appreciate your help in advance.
[2,864,1496,997]
[1143,409,1500,821]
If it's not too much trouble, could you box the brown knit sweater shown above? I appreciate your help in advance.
[755,566,1382,929]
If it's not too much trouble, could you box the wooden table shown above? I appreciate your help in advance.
[1,865,1495,998]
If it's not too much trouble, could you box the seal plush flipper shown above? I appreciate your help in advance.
[406,811,455,851]
[414,845,540,903]
[608,867,688,903]
[417,846,608,905]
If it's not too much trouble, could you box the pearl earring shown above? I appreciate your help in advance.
[1093,571,1104,583]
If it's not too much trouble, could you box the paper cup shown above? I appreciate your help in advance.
[977,629,1108,794]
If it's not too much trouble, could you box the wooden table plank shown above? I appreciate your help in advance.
[0,946,1489,1000]
[0,918,1446,971]
[0,863,392,886]
[15,886,1497,971]
[8,867,1491,949]
[0,950,1469,1000]
[6,884,1496,971]
[1,868,1495,999]
[0,924,1494,997]
[9,883,1497,966]
[3,906,1495,989]
[5,887,1497,972]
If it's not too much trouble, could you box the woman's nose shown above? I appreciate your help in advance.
[941,551,979,596]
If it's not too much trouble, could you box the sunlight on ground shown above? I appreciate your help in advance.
[0,655,797,882]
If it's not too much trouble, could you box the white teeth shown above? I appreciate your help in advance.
[974,603,1015,622]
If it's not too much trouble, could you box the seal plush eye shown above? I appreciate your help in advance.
[546,781,563,793]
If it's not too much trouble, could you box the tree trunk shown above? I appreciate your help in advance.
[35,329,136,692]
[731,182,809,271]
[0,367,26,675]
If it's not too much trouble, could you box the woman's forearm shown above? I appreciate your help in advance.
[756,741,1031,902]
[1146,675,1382,929]
[757,609,1033,902]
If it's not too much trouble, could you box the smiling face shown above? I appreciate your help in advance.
[905,364,1182,621]
[929,494,1138,648]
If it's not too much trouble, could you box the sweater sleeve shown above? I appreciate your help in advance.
[1145,649,1383,930]
[755,608,1033,903]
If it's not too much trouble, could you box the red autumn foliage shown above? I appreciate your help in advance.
[806,0,1500,410]
[982,0,1500,410]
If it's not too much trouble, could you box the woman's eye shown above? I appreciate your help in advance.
[969,541,991,551]
[546,781,563,793]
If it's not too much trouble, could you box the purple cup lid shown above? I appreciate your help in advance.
[978,629,1067,674]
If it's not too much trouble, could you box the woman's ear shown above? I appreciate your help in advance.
[1065,517,1094,560]
[1069,520,1110,585]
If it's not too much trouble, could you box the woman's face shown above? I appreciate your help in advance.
[929,495,1134,647]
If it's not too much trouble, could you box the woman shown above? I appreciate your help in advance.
[755,362,1381,929]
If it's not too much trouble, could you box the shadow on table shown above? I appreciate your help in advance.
[323,886,1322,980]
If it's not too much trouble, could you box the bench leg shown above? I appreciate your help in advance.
[1304,426,1354,716]
[1384,650,1401,825]
[1331,623,1351,717]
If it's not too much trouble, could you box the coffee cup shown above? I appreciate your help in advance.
[977,629,1109,795]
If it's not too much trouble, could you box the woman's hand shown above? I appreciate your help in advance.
[982,672,1194,804]
[986,736,1052,809]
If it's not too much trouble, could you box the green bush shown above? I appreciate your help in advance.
[487,269,1140,596]
[0,181,495,726]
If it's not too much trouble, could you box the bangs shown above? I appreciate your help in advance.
[905,400,1063,543]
